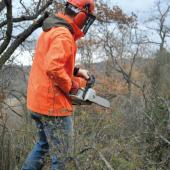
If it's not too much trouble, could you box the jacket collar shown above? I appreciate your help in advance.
[57,12,84,41]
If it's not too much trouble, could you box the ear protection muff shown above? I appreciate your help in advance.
[65,2,96,34]
[73,12,88,29]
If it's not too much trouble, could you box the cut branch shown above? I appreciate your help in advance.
[159,135,170,145]
[78,147,114,170]
[98,151,114,170]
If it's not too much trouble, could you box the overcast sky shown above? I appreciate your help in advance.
[110,0,158,23]
[113,0,155,12]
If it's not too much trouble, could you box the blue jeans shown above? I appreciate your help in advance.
[21,112,73,170]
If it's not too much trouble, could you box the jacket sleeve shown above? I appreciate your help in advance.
[45,28,73,94]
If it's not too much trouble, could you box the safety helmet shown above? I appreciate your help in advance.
[67,0,95,13]
[65,0,96,34]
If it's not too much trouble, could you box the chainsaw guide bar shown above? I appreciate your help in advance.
[70,88,110,108]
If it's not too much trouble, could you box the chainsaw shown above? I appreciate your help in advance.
[70,76,110,108]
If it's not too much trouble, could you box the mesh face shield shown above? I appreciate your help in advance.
[82,13,96,34]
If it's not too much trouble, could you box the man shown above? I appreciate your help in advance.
[21,0,95,169]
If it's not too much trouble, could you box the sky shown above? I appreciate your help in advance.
[14,0,167,65]
[113,0,155,13]
[112,0,155,22]
[112,0,170,22]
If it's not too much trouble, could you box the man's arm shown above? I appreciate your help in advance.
[45,28,73,94]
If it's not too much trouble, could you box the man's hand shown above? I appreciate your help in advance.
[77,68,89,80]
[70,80,79,95]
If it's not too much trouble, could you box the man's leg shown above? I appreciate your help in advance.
[42,116,73,170]
[21,113,49,170]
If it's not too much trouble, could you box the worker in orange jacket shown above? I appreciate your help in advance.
[21,0,96,169]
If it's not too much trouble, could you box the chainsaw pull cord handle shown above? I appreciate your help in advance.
[82,75,95,99]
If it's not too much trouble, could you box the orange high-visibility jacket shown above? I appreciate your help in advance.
[27,13,85,116]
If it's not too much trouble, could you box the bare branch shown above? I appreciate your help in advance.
[156,1,170,50]
[36,0,42,12]
[159,135,170,145]
[20,0,31,15]
[0,0,5,12]
[129,31,139,79]
[0,12,49,69]
[0,0,13,55]
[114,57,142,90]
[0,0,53,28]
[2,101,22,117]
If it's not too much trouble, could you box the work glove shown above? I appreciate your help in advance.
[70,80,79,95]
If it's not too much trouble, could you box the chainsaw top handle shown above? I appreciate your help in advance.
[86,75,95,89]
[82,75,95,99]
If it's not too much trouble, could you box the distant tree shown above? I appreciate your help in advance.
[94,4,145,96]
[144,0,170,96]
[147,0,170,51]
